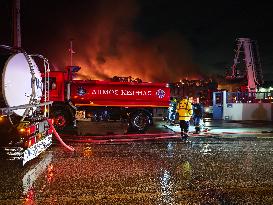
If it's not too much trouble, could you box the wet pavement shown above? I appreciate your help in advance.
[163,119,273,139]
[0,120,273,204]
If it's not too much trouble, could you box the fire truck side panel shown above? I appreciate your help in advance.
[70,80,170,107]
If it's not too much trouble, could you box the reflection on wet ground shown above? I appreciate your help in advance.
[0,138,273,204]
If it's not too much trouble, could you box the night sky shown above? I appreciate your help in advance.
[1,0,273,82]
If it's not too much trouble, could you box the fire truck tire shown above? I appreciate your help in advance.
[129,111,151,133]
[51,110,71,130]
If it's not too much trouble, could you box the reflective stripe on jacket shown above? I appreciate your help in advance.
[176,99,193,121]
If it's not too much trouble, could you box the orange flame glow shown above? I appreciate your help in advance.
[54,0,202,82]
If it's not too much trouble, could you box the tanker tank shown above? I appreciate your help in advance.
[0,46,44,146]
[0,46,43,117]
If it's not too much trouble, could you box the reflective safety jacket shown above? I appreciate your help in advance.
[176,99,193,121]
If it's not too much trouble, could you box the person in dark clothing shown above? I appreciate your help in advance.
[168,97,177,125]
[192,102,204,134]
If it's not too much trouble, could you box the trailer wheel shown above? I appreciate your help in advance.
[130,111,151,132]
[51,110,70,130]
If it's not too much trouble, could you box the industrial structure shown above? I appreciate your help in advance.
[225,38,264,92]
[213,38,273,121]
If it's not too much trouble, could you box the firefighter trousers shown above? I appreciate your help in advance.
[179,120,190,135]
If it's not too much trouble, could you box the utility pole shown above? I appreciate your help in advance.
[69,39,75,66]
[12,0,21,48]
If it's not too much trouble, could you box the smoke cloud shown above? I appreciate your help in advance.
[56,0,201,82]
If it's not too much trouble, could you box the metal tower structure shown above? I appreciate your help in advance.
[226,38,264,92]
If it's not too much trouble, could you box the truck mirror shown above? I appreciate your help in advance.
[67,66,81,73]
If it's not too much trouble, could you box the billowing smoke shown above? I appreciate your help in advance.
[57,0,201,82]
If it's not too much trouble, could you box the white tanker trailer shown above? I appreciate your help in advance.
[0,45,53,166]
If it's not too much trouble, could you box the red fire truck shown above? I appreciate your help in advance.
[44,66,170,132]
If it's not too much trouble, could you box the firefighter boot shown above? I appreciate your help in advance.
[181,131,188,141]
[195,126,200,134]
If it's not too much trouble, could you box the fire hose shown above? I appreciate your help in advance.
[63,134,181,144]
[47,119,75,152]
[55,132,180,145]
[60,132,179,144]
[61,132,176,139]
[46,119,269,146]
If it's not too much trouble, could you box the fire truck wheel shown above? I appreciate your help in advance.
[130,111,150,133]
[51,110,70,130]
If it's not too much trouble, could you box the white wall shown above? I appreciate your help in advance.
[223,103,272,121]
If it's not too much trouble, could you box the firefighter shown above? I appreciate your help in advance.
[168,97,177,125]
[176,97,193,140]
[192,101,204,134]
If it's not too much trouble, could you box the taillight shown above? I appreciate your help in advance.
[19,128,26,133]
[18,122,36,136]
[27,125,36,135]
